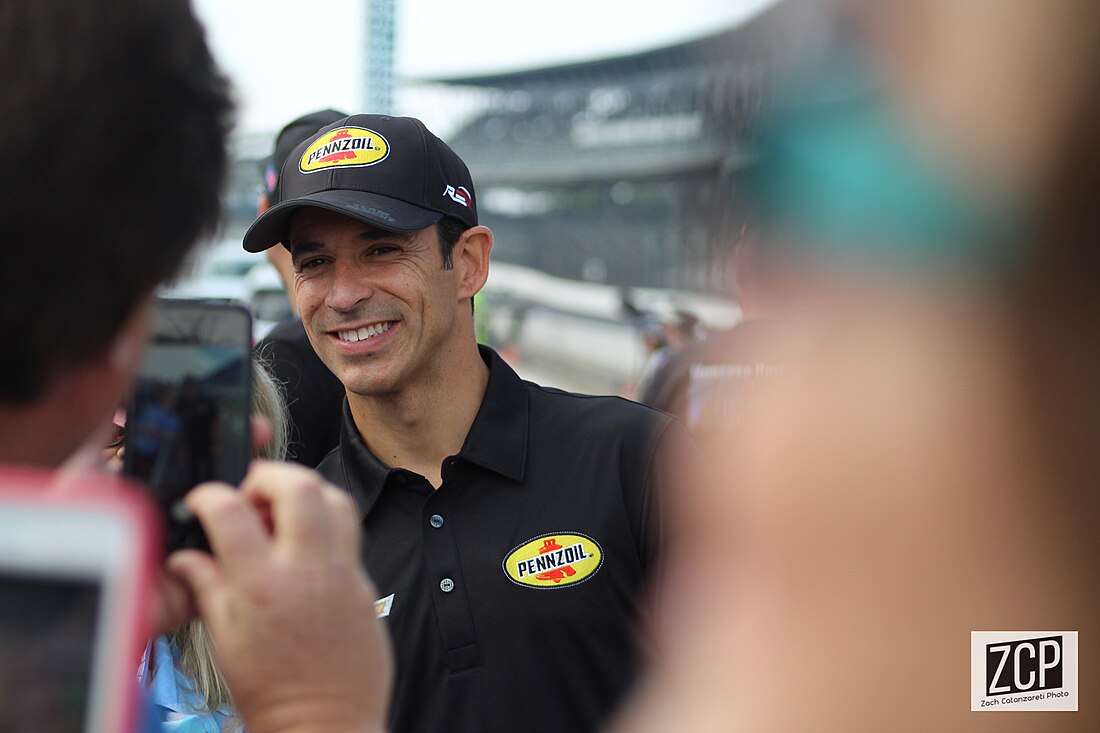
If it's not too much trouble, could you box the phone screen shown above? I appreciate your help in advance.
[0,573,100,733]
[125,299,251,549]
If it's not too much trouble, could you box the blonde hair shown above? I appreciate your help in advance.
[251,356,289,462]
[170,357,289,720]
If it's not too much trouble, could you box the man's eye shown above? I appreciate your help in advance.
[298,257,327,270]
[370,245,398,256]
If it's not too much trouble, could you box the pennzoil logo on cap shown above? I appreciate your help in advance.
[502,532,603,589]
[299,127,389,173]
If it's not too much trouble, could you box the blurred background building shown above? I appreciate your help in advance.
[423,17,780,295]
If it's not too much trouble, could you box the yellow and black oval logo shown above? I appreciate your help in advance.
[299,127,389,173]
[502,532,603,589]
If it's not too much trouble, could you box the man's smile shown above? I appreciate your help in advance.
[334,321,396,343]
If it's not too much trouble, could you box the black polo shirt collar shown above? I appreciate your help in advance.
[336,345,529,521]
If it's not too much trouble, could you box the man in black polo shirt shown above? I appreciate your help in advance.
[242,114,679,733]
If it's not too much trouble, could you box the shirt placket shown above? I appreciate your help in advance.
[419,456,480,673]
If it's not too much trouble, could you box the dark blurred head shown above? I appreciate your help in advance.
[258,109,347,210]
[0,0,233,405]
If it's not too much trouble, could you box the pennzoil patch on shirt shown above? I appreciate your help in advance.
[503,532,604,589]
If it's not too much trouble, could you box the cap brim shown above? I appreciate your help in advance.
[242,190,444,252]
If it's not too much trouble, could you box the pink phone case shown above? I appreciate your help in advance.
[0,466,162,733]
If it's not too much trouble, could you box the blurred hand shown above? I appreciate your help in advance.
[167,461,392,733]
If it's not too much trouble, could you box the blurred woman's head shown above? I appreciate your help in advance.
[618,3,1100,731]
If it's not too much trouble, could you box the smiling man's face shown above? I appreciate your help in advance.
[289,207,460,398]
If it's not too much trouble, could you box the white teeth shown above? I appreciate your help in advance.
[338,322,392,343]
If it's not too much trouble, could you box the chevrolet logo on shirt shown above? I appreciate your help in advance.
[374,593,394,618]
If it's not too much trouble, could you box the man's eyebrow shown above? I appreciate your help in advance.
[290,239,324,261]
[290,227,412,261]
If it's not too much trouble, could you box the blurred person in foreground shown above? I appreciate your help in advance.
[614,2,1098,732]
[0,2,391,733]
[255,110,348,467]
[243,113,682,733]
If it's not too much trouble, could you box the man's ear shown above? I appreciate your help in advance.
[454,225,493,301]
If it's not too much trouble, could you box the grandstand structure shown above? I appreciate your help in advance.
[414,1,814,293]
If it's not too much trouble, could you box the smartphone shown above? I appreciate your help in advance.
[124,298,252,551]
[0,469,158,733]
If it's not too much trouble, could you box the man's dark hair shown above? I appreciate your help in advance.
[436,217,480,315]
[0,0,233,404]
[435,216,467,270]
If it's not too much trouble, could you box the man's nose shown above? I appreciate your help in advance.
[325,259,373,312]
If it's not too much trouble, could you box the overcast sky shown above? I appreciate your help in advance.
[192,0,779,137]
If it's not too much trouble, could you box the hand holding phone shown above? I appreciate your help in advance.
[167,461,394,733]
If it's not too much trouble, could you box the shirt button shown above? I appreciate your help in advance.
[429,514,444,529]
[440,578,455,593]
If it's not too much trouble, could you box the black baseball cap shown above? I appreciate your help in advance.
[243,114,478,253]
[259,109,347,203]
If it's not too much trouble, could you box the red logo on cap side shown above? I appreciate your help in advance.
[443,185,472,208]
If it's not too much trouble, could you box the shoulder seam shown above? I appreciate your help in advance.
[522,380,671,418]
